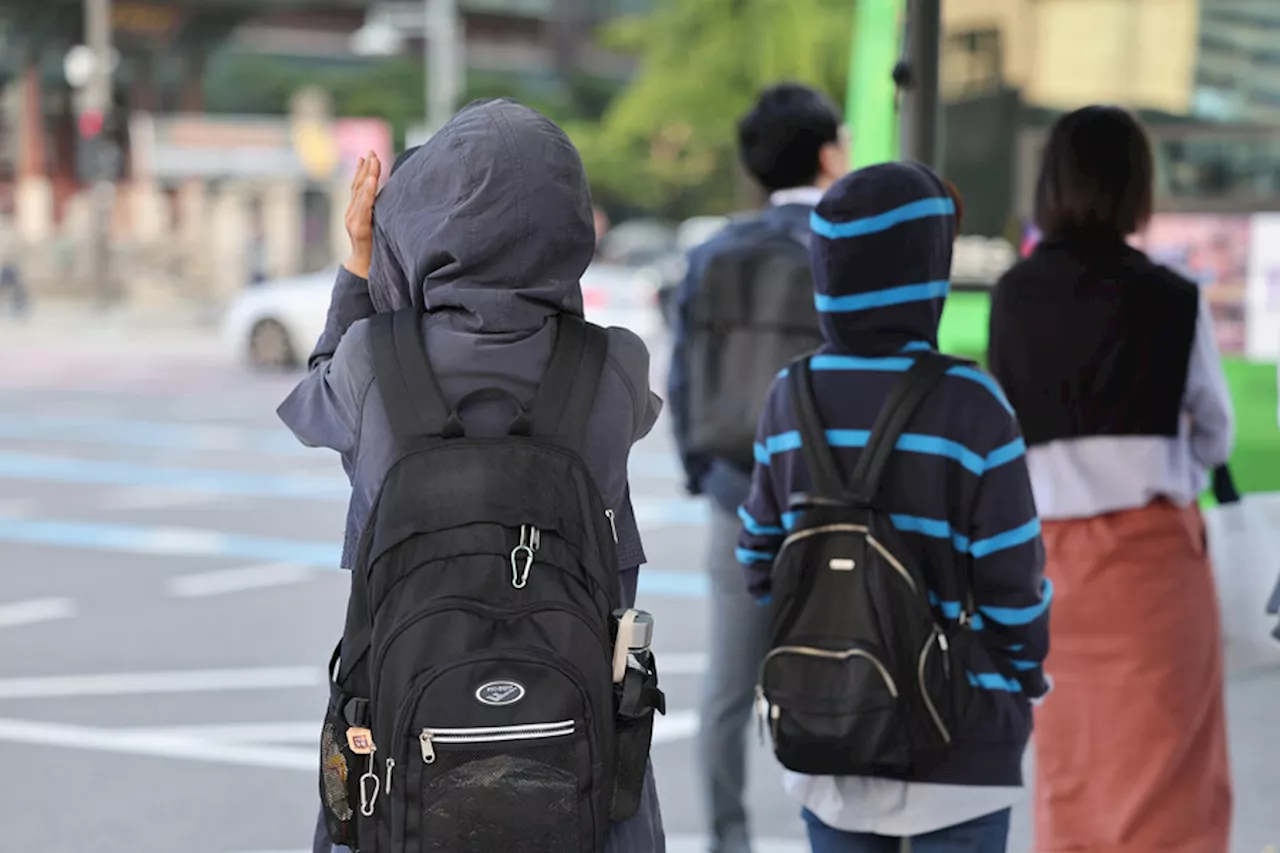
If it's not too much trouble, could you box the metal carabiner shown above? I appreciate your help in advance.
[359,749,381,817]
[511,544,534,589]
[510,525,539,589]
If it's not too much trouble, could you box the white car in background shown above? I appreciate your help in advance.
[223,263,662,370]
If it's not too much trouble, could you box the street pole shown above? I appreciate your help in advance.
[85,0,114,307]
[898,0,942,168]
[424,0,462,134]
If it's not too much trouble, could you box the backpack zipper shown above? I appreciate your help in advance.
[419,719,576,764]
[777,524,917,593]
[604,509,618,543]
[388,648,597,779]
[917,630,953,744]
[762,644,900,697]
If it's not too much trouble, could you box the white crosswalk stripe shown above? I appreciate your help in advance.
[0,598,76,629]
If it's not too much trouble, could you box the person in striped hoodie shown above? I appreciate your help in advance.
[737,161,1051,853]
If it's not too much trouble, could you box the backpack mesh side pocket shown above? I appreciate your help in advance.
[610,654,665,821]
[319,703,358,847]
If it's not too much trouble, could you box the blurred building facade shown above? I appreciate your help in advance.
[941,0,1280,123]
[0,0,645,304]
[1194,0,1280,123]
[939,0,1280,245]
[0,0,386,304]
[941,0,1201,113]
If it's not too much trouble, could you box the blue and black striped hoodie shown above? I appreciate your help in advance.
[737,162,1052,787]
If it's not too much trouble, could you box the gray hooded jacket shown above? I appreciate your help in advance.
[280,100,664,853]
[277,99,661,590]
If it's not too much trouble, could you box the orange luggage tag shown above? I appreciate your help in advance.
[346,727,375,755]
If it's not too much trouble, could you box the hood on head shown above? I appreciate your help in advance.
[809,161,957,355]
[368,99,595,331]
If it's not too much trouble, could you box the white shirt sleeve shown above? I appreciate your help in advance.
[1183,293,1235,470]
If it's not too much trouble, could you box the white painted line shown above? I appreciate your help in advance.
[651,709,699,745]
[0,666,324,700]
[0,597,76,629]
[124,721,318,744]
[667,837,807,853]
[0,717,315,771]
[653,651,706,676]
[226,838,808,853]
[167,562,314,598]
[105,487,218,512]
[0,711,706,777]
[0,498,33,518]
[134,711,704,748]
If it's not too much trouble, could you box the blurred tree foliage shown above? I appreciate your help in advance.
[570,0,854,219]
[203,52,623,148]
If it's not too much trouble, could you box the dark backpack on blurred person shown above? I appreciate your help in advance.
[320,310,663,853]
[758,353,975,777]
[685,219,822,471]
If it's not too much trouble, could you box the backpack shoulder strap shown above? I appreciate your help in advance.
[529,315,609,451]
[786,356,845,500]
[846,351,965,503]
[369,310,462,447]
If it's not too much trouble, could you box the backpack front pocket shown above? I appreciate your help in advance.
[408,720,587,852]
[759,643,910,776]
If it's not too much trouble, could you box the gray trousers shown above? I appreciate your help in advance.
[697,505,774,853]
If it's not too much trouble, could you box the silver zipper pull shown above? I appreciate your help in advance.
[604,509,619,543]
[420,730,436,764]
[770,704,781,741]
[754,686,767,746]
[359,749,380,816]
[385,757,395,794]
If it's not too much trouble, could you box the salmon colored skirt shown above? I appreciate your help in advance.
[1034,501,1232,853]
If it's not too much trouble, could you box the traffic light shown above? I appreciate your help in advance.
[75,109,121,183]
[78,109,104,140]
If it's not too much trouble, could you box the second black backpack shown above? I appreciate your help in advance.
[757,352,977,778]
[685,219,823,472]
[319,311,662,853]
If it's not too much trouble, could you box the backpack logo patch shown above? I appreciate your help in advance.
[475,680,526,706]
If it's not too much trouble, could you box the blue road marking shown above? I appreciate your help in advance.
[0,516,710,599]
[0,452,351,500]
[0,451,704,523]
[0,414,682,479]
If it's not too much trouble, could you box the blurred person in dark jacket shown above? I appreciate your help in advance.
[0,245,27,318]
[668,84,849,853]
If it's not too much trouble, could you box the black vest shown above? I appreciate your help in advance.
[988,233,1200,448]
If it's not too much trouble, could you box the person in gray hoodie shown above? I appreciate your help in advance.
[278,99,665,853]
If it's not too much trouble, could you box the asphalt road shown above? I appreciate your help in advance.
[0,315,1276,853]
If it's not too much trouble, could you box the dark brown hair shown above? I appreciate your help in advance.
[942,178,964,233]
[1033,105,1154,238]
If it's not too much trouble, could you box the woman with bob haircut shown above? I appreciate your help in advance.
[987,106,1234,853]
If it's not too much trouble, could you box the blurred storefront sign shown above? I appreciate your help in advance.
[994,214,1280,361]
[950,235,1016,288]
[1246,215,1280,361]
[112,3,181,38]
[1139,214,1251,356]
[130,114,391,183]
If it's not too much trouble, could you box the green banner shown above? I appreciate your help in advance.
[847,0,902,168]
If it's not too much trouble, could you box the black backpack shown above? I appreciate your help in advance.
[685,219,823,472]
[319,310,662,853]
[757,352,976,777]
